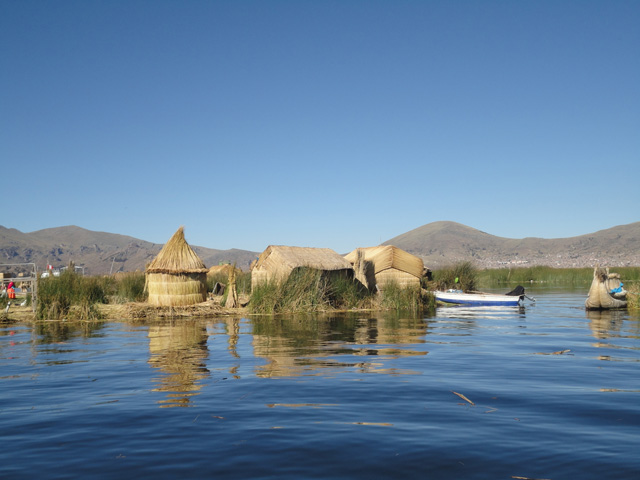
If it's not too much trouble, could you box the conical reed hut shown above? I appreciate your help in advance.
[145,227,208,306]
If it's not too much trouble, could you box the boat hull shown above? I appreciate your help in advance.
[435,291,523,307]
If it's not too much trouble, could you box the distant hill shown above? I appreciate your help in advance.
[0,225,259,275]
[383,221,640,269]
[2,221,639,277]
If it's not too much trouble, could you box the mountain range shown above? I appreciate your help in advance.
[1,221,639,276]
[384,221,640,269]
[0,226,258,276]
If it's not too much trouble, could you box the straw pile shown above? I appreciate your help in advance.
[145,227,208,306]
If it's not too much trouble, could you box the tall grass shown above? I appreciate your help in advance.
[250,268,336,314]
[37,270,108,320]
[207,270,252,304]
[628,283,640,310]
[36,271,148,320]
[431,261,478,292]
[111,272,147,303]
[379,281,435,313]
[477,266,640,287]
[249,267,433,315]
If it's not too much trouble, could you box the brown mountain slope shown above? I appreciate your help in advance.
[0,225,259,275]
[3,221,639,276]
[384,221,640,269]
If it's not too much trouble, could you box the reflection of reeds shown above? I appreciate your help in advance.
[251,315,430,378]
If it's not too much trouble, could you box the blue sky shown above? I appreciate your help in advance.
[2,0,638,253]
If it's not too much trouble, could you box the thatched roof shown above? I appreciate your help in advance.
[146,227,208,274]
[251,245,353,288]
[344,245,424,278]
[254,245,353,272]
[208,264,241,276]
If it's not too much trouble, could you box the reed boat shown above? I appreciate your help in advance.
[585,266,627,310]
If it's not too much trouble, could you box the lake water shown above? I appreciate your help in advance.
[1,289,639,479]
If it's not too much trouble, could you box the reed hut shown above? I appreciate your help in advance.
[251,245,354,290]
[145,227,208,306]
[207,264,242,278]
[344,245,424,291]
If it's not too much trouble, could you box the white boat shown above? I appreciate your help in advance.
[435,286,528,307]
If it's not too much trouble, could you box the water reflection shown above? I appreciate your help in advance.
[148,321,209,407]
[585,309,626,339]
[221,317,242,379]
[250,314,429,378]
[32,321,105,345]
[435,305,526,320]
[584,309,640,362]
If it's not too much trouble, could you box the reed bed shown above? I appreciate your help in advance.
[36,271,149,320]
[477,266,640,287]
[627,283,640,310]
[250,268,337,314]
[379,281,435,313]
[430,261,478,292]
[249,267,433,315]
[110,272,147,303]
[207,270,252,300]
[37,270,107,320]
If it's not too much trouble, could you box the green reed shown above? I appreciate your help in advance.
[627,283,640,310]
[111,272,147,303]
[477,266,640,287]
[249,267,433,315]
[431,261,478,292]
[250,268,339,314]
[207,270,252,296]
[379,281,435,313]
[37,270,108,320]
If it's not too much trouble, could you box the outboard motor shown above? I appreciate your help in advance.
[505,285,525,296]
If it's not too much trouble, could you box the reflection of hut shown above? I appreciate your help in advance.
[251,245,354,290]
[344,245,424,291]
[148,322,210,407]
[145,227,208,306]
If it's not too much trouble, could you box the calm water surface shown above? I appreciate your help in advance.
[1,289,639,479]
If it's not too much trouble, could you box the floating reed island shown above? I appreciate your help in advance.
[8,224,640,323]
